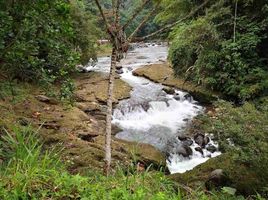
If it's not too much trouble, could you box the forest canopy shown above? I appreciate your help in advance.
[157,0,268,101]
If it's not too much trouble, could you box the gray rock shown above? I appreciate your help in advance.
[206,145,217,153]
[195,147,204,155]
[116,68,124,74]
[116,65,123,70]
[194,133,205,147]
[183,139,193,146]
[204,136,210,145]
[178,135,187,141]
[184,93,192,101]
[176,144,193,157]
[174,95,181,101]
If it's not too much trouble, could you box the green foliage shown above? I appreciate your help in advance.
[0,0,99,99]
[198,100,268,191]
[163,0,268,101]
[0,125,257,199]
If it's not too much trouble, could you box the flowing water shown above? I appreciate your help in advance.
[86,43,221,174]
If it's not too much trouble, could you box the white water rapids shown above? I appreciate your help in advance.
[85,43,221,174]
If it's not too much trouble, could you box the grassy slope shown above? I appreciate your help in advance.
[0,125,252,200]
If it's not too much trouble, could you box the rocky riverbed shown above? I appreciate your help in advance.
[84,43,221,174]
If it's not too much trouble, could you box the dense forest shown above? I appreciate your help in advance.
[0,0,267,199]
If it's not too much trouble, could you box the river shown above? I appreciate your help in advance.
[86,43,221,174]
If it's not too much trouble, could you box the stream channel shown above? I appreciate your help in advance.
[86,43,221,174]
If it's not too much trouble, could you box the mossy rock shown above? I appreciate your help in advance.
[133,63,219,104]
[170,153,267,195]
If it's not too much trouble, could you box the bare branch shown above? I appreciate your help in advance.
[128,2,160,42]
[122,0,151,30]
[136,0,210,41]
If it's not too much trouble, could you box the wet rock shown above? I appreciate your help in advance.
[195,147,204,155]
[183,118,189,122]
[127,67,133,71]
[162,87,175,95]
[184,93,192,101]
[206,145,217,153]
[116,68,124,74]
[141,102,150,111]
[176,144,193,157]
[178,135,193,146]
[174,94,181,101]
[183,139,193,146]
[194,133,205,147]
[136,56,148,59]
[204,136,210,146]
[178,135,187,141]
[142,82,149,85]
[116,65,122,70]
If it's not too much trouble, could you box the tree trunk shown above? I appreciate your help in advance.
[104,46,117,176]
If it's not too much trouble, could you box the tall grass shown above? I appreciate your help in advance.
[0,125,264,199]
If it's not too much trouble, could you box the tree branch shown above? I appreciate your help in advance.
[114,0,120,24]
[94,0,110,30]
[122,0,151,30]
[128,2,160,42]
[136,0,210,41]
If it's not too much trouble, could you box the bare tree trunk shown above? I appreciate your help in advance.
[104,46,117,176]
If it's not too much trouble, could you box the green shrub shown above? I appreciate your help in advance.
[167,0,268,101]
[0,0,99,99]
[197,100,268,194]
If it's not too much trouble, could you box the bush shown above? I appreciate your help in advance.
[0,0,99,99]
[168,0,268,101]
[197,100,268,193]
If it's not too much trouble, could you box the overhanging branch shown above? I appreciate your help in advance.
[136,0,210,41]
[94,0,111,30]
[123,0,151,30]
[128,2,160,42]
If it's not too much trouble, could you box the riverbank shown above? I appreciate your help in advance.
[132,62,268,195]
[133,63,219,104]
[0,72,166,174]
